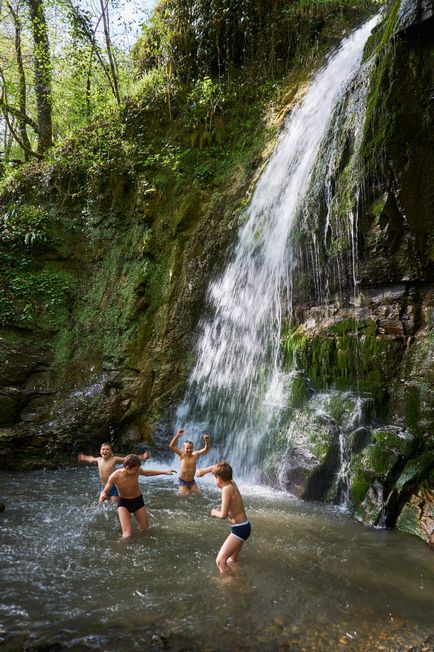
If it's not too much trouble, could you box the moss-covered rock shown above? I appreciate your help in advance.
[396,485,434,545]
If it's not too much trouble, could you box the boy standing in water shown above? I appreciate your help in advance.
[100,454,176,538]
[169,428,210,495]
[196,462,251,573]
[78,443,151,503]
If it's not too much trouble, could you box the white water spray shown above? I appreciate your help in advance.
[176,17,379,478]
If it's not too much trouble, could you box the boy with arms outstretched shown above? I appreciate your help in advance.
[99,454,176,538]
[169,428,210,495]
[197,462,251,573]
[78,443,150,503]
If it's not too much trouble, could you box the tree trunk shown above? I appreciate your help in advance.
[7,1,32,160]
[99,0,121,105]
[26,0,53,154]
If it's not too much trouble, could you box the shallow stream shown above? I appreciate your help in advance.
[0,466,433,651]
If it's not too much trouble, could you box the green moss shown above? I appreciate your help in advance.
[372,429,414,457]
[367,446,398,476]
[396,502,423,539]
[405,385,421,431]
[395,452,434,492]
[288,374,310,409]
[362,0,400,167]
[283,318,391,401]
[52,329,75,366]
[283,326,309,368]
[174,187,202,233]
[350,468,373,505]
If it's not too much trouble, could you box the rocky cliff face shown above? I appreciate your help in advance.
[280,0,434,544]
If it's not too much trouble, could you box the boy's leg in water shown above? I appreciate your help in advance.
[117,507,133,538]
[216,534,244,574]
[134,506,149,531]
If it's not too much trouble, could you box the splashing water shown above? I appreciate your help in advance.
[176,17,380,478]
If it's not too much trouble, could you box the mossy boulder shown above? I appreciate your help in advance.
[263,390,371,502]
[354,479,385,526]
[394,451,434,493]
[349,427,417,525]
[396,485,434,545]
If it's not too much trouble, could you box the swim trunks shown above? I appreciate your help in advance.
[117,494,145,513]
[178,477,197,489]
[100,484,119,497]
[230,520,251,541]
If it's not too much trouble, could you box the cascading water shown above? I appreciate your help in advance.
[176,16,380,479]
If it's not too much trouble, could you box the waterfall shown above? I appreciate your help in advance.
[176,16,380,479]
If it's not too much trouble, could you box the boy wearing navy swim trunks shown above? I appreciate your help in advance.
[197,462,251,574]
[99,454,176,538]
[169,428,210,495]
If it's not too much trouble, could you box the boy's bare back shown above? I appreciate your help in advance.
[221,481,247,525]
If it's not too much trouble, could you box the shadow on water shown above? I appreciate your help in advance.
[0,467,433,651]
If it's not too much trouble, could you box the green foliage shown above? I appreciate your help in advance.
[133,0,376,83]
[185,77,224,135]
[0,260,77,331]
[0,204,51,246]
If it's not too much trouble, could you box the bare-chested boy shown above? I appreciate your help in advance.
[78,443,151,503]
[197,462,251,574]
[169,428,210,495]
[100,454,176,538]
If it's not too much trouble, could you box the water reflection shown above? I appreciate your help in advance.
[0,467,433,651]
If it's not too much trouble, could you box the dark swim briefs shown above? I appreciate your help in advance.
[178,477,197,489]
[117,494,145,513]
[230,520,251,541]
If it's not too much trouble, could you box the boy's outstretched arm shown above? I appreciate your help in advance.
[196,463,217,477]
[194,434,210,458]
[169,428,184,456]
[140,468,177,477]
[78,453,99,463]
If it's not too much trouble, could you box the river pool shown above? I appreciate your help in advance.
[0,466,433,651]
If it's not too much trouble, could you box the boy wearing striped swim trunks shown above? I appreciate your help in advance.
[197,462,251,574]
